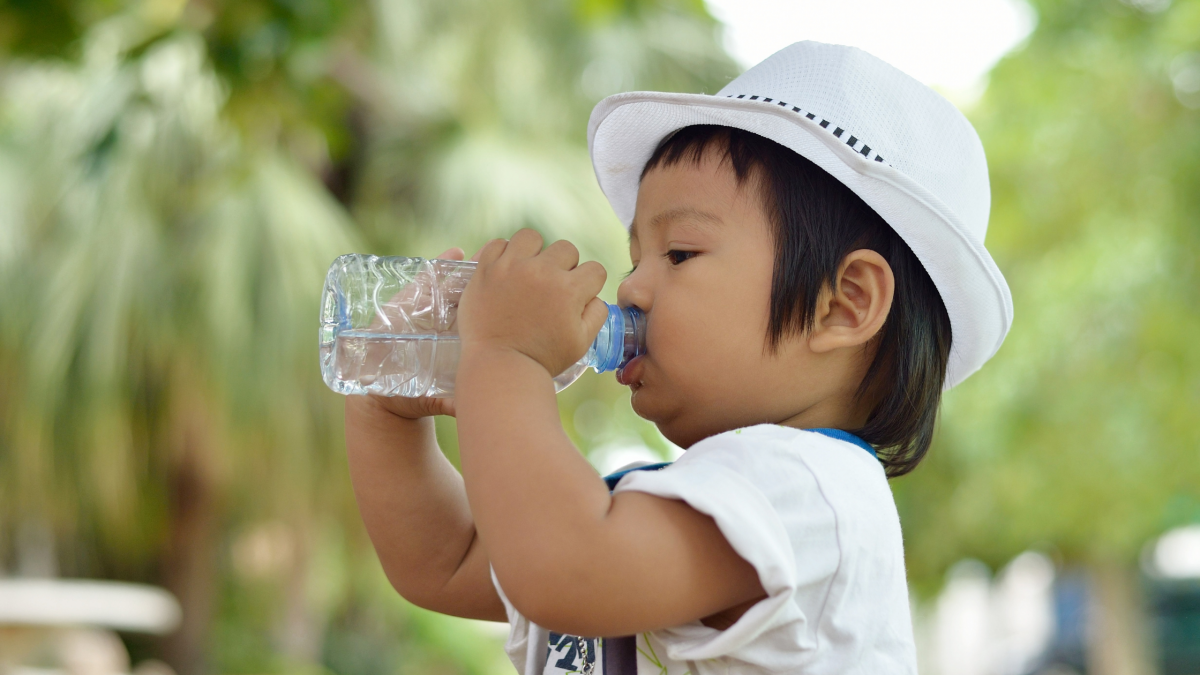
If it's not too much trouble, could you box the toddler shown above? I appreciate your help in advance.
[344,41,1012,675]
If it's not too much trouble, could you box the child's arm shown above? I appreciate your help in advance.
[343,245,504,622]
[345,395,506,621]
[455,230,764,638]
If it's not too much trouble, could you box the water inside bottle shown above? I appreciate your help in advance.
[325,330,590,398]
[326,330,462,397]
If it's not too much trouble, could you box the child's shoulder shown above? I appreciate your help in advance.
[617,424,892,531]
[666,424,896,522]
[681,424,884,475]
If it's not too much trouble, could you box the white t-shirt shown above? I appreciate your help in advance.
[492,424,917,675]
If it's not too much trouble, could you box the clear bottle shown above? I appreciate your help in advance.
[319,254,646,398]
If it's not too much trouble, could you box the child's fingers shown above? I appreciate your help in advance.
[505,228,544,259]
[368,393,457,419]
[476,238,509,267]
[542,239,580,270]
[572,260,608,299]
[436,247,466,261]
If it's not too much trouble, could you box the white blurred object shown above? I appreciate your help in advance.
[0,579,181,634]
[1151,524,1200,578]
[923,552,1055,675]
[3,627,177,675]
[991,552,1055,675]
[589,435,684,476]
[705,0,1036,103]
[933,560,993,675]
[1169,52,1200,109]
[59,628,130,675]
[590,442,663,476]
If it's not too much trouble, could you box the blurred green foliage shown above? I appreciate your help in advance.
[897,0,1200,593]
[0,0,734,672]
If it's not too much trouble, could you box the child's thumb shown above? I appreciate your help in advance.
[582,298,610,341]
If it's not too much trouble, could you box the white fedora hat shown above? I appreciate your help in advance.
[587,41,1012,389]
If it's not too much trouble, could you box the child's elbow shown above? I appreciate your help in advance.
[497,564,562,621]
[381,566,442,611]
[496,561,602,635]
[508,591,596,636]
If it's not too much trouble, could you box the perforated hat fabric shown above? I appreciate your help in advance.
[587,41,1012,388]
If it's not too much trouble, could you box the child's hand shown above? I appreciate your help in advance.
[458,229,608,378]
[366,392,456,420]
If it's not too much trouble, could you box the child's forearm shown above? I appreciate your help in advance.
[449,233,764,635]
[344,396,505,620]
[454,347,618,610]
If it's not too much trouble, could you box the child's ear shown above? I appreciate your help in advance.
[809,250,895,354]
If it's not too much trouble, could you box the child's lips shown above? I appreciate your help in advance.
[616,355,645,388]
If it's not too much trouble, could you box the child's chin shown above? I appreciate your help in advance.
[629,387,671,425]
[628,387,654,419]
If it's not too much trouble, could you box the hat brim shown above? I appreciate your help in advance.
[587,91,1013,389]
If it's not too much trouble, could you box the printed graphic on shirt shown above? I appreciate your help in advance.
[544,633,600,675]
[544,633,642,675]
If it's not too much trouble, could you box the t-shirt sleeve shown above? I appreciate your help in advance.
[492,565,548,675]
[611,428,841,665]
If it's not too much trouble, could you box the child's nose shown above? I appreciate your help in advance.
[617,271,651,313]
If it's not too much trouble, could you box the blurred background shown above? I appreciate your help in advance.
[0,0,1197,673]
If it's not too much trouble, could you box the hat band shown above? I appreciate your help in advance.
[723,94,889,166]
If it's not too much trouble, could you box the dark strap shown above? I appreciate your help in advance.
[603,636,637,675]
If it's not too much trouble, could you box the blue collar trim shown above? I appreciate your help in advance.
[603,462,671,491]
[600,428,876,490]
[806,428,876,458]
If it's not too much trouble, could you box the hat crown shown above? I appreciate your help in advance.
[586,40,1012,388]
[716,42,991,244]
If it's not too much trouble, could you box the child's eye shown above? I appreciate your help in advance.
[664,250,697,265]
[623,263,638,278]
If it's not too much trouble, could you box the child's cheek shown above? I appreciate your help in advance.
[655,311,721,384]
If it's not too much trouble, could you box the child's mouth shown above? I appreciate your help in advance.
[616,355,645,389]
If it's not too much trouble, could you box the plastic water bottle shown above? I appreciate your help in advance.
[319,254,646,397]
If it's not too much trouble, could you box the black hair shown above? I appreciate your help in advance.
[640,125,952,477]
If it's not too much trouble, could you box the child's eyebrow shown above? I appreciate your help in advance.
[630,207,723,242]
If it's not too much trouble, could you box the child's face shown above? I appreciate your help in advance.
[617,149,853,448]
